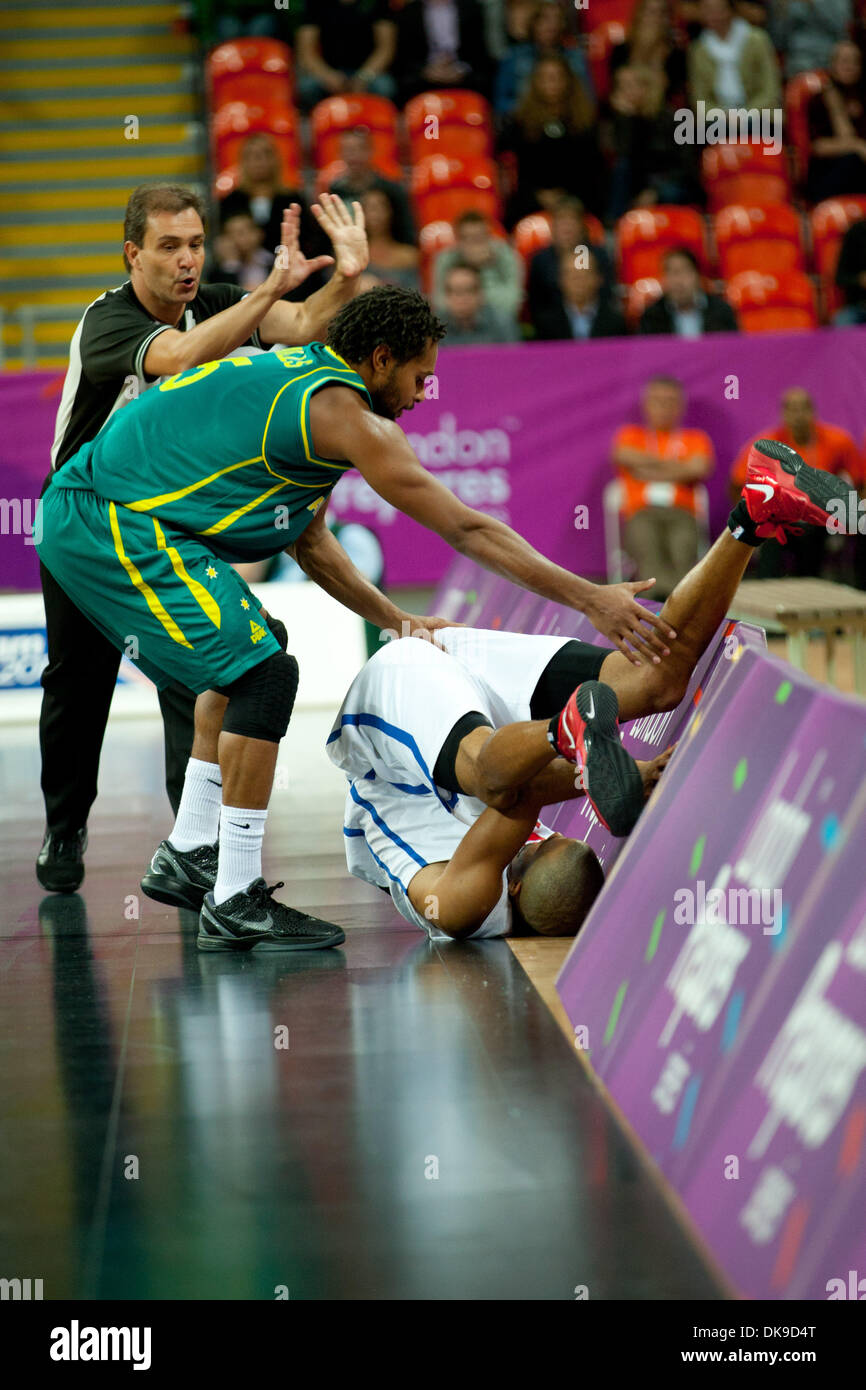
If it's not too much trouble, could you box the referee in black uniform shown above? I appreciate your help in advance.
[38,182,368,891]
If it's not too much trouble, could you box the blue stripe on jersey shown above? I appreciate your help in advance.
[348,783,428,870]
[344,819,412,892]
[329,712,458,810]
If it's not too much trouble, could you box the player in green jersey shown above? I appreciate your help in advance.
[37,285,675,953]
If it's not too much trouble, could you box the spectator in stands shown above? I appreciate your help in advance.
[361,187,421,290]
[606,64,703,220]
[608,0,688,107]
[527,196,613,326]
[439,261,521,342]
[494,1,594,116]
[834,213,866,325]
[218,134,330,290]
[729,387,861,576]
[500,54,607,225]
[394,0,494,103]
[432,209,523,324]
[770,0,852,81]
[295,0,398,108]
[687,0,781,123]
[639,246,738,336]
[531,248,627,340]
[329,128,416,247]
[211,0,282,42]
[611,376,715,598]
[208,211,273,291]
[806,40,866,203]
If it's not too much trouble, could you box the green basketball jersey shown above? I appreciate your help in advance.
[50,342,372,561]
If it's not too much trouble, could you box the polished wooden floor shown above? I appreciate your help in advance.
[0,708,726,1300]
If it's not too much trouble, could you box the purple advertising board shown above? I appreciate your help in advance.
[4,327,866,592]
[556,646,866,1299]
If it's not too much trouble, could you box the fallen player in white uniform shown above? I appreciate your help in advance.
[327,439,851,940]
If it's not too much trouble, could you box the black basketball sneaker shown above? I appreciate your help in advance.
[548,679,645,837]
[141,840,219,911]
[198,878,346,952]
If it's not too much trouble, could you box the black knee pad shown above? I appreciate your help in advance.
[265,613,288,650]
[221,651,299,742]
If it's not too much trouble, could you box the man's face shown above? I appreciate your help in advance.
[456,220,492,268]
[224,214,262,259]
[700,0,731,36]
[782,389,814,440]
[643,382,684,431]
[832,41,861,87]
[126,208,205,307]
[367,339,439,421]
[663,254,699,307]
[552,210,585,254]
[561,261,600,306]
[444,269,482,324]
[341,132,372,179]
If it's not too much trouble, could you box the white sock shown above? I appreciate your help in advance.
[214,805,268,905]
[168,758,222,851]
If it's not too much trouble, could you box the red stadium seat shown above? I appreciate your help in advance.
[207,39,292,103]
[311,95,399,168]
[714,204,805,279]
[586,22,625,105]
[726,270,818,332]
[702,143,790,210]
[625,277,662,327]
[785,70,826,185]
[616,206,708,284]
[411,154,500,225]
[405,89,493,159]
[210,72,292,117]
[810,196,866,317]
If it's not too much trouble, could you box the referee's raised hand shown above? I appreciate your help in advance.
[265,203,336,297]
[310,192,368,280]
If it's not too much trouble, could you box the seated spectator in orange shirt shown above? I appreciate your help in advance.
[729,386,862,578]
[611,375,715,599]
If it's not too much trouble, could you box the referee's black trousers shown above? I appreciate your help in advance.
[39,560,197,836]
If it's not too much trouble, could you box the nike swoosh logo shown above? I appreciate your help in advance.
[745,482,775,503]
[207,778,222,787]
[585,693,595,720]
[229,821,251,829]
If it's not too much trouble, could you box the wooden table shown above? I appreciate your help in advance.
[731,578,866,694]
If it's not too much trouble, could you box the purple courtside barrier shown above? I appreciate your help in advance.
[556,646,866,1300]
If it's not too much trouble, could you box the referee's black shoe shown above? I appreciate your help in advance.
[36,827,87,893]
[141,840,219,911]
[198,878,346,952]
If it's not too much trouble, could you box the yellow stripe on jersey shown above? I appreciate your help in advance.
[109,503,193,649]
[261,364,363,477]
[122,456,264,511]
[201,481,289,538]
[152,518,221,630]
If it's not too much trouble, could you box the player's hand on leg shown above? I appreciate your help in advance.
[636,745,675,798]
[583,580,677,667]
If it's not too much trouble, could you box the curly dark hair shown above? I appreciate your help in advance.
[327,286,446,365]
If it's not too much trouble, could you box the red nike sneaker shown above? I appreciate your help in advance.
[743,439,848,543]
[549,680,644,837]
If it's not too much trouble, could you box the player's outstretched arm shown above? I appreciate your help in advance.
[407,794,542,940]
[314,390,677,667]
